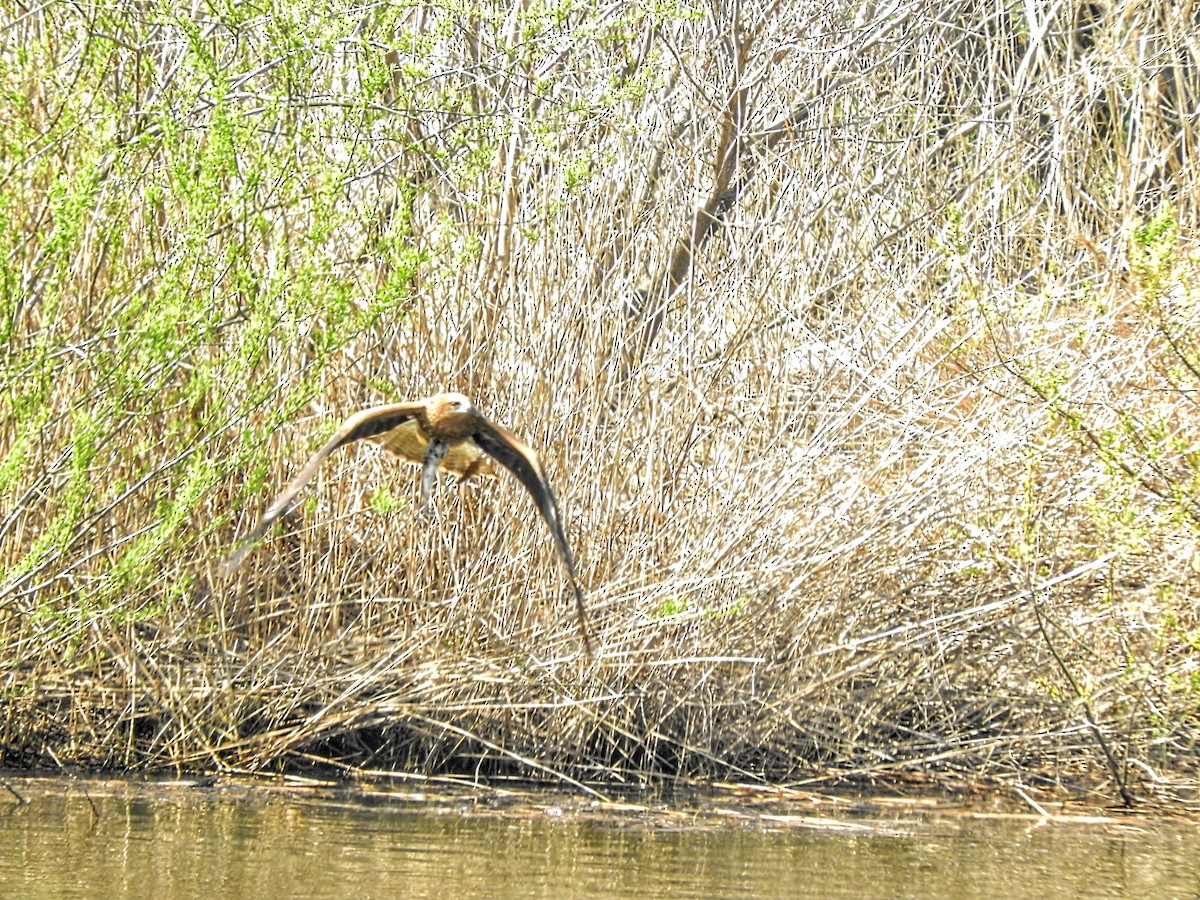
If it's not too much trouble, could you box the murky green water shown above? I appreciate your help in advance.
[1,777,1197,899]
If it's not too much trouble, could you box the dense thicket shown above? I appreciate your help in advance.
[2,0,1197,803]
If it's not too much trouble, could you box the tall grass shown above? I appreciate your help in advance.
[1,0,1197,803]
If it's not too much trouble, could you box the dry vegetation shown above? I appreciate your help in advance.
[1,0,1198,805]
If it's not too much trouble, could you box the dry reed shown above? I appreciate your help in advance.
[1,0,1197,805]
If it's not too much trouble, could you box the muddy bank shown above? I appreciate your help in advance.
[3,771,1197,833]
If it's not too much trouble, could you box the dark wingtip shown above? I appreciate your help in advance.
[572,582,594,657]
[217,539,255,579]
[218,516,276,578]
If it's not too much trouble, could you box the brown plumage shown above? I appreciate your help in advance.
[221,392,592,653]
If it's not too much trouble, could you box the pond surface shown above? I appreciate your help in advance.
[1,775,1197,899]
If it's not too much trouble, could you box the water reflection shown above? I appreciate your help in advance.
[1,778,1196,899]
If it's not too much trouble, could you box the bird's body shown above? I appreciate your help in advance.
[371,416,497,482]
[221,392,592,653]
[350,398,500,485]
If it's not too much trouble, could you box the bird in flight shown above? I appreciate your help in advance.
[221,392,593,654]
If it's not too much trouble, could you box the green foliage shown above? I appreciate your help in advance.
[705,597,747,621]
[1130,211,1177,297]
[654,596,689,617]
[368,489,409,515]
[0,2,446,617]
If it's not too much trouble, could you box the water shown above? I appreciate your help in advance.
[1,777,1197,899]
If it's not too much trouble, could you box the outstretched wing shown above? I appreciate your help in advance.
[220,402,426,577]
[471,417,593,654]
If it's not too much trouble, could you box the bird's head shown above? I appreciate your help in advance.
[436,392,475,415]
